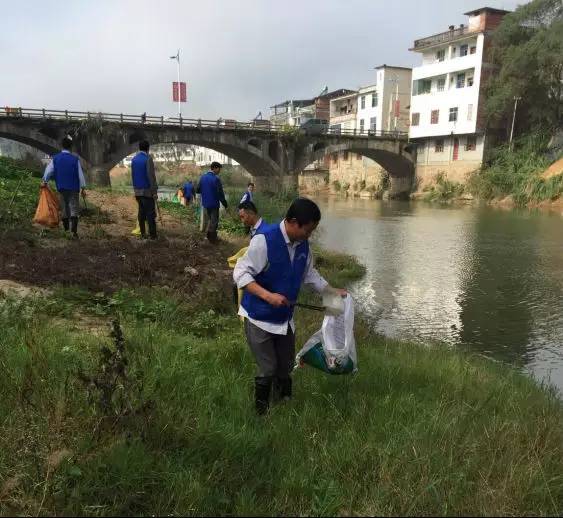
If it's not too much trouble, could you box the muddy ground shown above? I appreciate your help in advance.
[0,191,240,294]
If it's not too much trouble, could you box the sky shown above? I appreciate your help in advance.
[1,0,523,121]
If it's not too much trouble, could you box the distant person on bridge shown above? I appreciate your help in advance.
[233,198,347,415]
[238,200,271,238]
[196,161,228,243]
[41,136,86,239]
[131,140,158,240]
[182,179,194,205]
[240,182,255,204]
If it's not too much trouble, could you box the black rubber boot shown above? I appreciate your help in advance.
[207,231,218,244]
[70,217,79,238]
[273,377,292,403]
[255,377,272,416]
[62,218,70,231]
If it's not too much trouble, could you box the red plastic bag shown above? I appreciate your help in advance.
[33,185,60,228]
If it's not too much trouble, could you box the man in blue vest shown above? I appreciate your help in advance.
[196,161,228,243]
[131,140,158,239]
[41,136,86,238]
[238,200,271,238]
[240,182,255,204]
[182,179,194,205]
[233,198,346,415]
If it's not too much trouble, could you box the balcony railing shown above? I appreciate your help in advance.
[412,26,472,50]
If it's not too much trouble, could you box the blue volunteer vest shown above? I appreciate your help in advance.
[241,225,309,323]
[131,152,150,189]
[183,182,194,200]
[251,219,273,237]
[198,171,221,209]
[52,152,80,192]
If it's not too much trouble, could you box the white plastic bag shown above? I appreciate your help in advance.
[295,295,358,374]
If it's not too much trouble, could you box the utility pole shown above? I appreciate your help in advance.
[509,96,521,151]
[170,49,181,118]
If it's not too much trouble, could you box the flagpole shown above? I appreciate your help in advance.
[177,49,181,118]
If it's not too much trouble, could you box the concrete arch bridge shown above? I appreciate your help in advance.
[0,107,415,195]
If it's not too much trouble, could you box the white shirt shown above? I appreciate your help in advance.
[42,150,86,188]
[233,221,329,335]
[250,217,263,237]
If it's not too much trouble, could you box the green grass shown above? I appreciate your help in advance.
[0,156,41,232]
[423,172,465,203]
[468,133,562,206]
[1,253,562,516]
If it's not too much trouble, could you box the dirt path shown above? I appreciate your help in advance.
[0,191,241,294]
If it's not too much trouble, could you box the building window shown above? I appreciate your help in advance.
[411,113,420,126]
[467,76,474,87]
[436,49,445,62]
[359,119,365,133]
[332,153,338,164]
[413,79,431,96]
[343,151,349,161]
[435,139,444,153]
[449,107,458,122]
[460,44,468,57]
[465,136,477,151]
[361,96,366,109]
[431,110,439,124]
[467,104,473,121]
[456,73,466,89]
[370,116,377,132]
[438,78,445,92]
[372,93,378,107]
[451,46,457,57]
[470,46,477,54]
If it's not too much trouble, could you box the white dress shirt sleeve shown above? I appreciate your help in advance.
[77,160,86,189]
[233,234,268,289]
[42,160,54,183]
[303,250,329,293]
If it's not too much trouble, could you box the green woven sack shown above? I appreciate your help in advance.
[301,343,354,375]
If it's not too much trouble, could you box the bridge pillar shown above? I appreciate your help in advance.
[87,165,111,187]
[388,175,413,199]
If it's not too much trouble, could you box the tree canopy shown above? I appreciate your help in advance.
[486,0,563,134]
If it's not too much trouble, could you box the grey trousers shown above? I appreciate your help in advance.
[206,207,220,233]
[244,319,295,378]
[58,190,80,219]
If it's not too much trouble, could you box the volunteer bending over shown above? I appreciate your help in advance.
[233,197,346,416]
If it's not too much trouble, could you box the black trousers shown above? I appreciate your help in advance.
[136,196,157,238]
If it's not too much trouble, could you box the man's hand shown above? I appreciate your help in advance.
[81,188,87,197]
[265,292,289,307]
[325,286,348,297]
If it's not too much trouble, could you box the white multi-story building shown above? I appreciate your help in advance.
[409,7,510,187]
[357,65,412,135]
[325,66,411,196]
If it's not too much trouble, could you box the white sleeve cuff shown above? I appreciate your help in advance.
[237,273,256,289]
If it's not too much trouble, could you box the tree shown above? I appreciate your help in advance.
[485,0,563,135]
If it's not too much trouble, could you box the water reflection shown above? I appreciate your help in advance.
[315,197,563,394]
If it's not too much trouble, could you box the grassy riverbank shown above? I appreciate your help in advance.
[421,133,563,207]
[1,158,562,516]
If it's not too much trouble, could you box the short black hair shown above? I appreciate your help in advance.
[238,201,258,214]
[285,198,321,226]
[248,182,255,187]
[210,161,222,170]
[62,137,73,150]
[139,140,150,152]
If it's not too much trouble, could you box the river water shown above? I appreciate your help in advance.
[314,197,563,394]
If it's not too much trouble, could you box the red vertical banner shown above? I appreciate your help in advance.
[394,99,400,117]
[172,82,187,102]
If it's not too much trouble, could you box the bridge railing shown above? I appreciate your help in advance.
[0,106,408,139]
